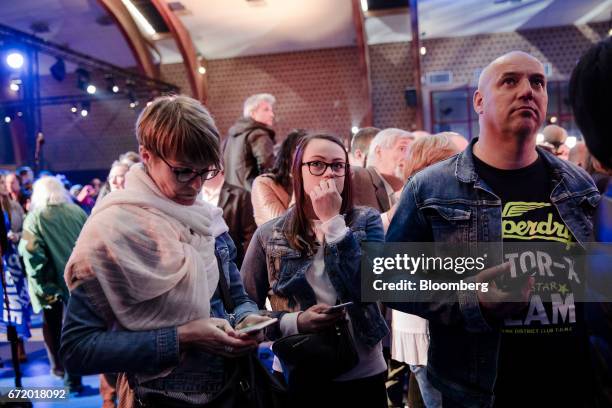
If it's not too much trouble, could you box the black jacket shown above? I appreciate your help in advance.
[219,182,257,268]
[223,118,275,191]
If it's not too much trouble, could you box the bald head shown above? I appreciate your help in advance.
[474,51,547,143]
[477,51,545,91]
[542,125,568,147]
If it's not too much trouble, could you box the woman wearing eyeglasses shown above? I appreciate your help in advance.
[241,134,389,407]
[60,95,272,407]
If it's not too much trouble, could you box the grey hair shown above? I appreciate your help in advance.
[367,128,414,167]
[30,176,72,212]
[243,93,276,118]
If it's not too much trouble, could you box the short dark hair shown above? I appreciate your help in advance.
[350,127,380,154]
[569,37,612,168]
[136,95,221,168]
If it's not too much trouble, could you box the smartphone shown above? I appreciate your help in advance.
[324,301,354,314]
[237,318,278,334]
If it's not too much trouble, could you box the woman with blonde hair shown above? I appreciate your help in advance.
[60,95,273,407]
[19,175,87,392]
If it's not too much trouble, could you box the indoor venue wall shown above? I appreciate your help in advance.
[205,46,365,144]
[23,21,609,177]
[370,21,608,131]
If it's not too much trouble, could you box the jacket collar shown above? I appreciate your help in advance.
[366,167,392,212]
[217,182,233,210]
[456,137,572,184]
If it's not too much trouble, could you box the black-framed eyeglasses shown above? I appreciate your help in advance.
[301,160,347,176]
[159,156,221,183]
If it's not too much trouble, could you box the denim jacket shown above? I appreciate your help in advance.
[386,139,600,407]
[60,232,259,397]
[241,206,389,347]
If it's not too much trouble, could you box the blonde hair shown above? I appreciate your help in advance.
[403,133,460,179]
[136,95,221,167]
[30,176,72,212]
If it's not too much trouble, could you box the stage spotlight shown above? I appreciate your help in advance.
[6,52,24,69]
[128,91,138,109]
[80,101,90,117]
[16,111,23,117]
[50,58,66,81]
[105,74,120,93]
[86,84,97,94]
[76,68,90,91]
[4,116,11,123]
[9,79,21,92]
[70,105,78,114]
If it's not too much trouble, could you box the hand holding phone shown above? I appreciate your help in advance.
[324,301,354,314]
[236,318,278,334]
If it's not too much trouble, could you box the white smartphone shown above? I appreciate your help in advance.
[325,301,354,314]
[237,318,278,334]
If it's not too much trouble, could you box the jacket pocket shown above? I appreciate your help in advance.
[422,204,472,243]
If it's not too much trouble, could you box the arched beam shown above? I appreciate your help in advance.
[150,0,207,103]
[409,0,424,129]
[98,0,159,79]
[351,0,373,127]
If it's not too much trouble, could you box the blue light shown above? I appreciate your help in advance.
[6,52,24,69]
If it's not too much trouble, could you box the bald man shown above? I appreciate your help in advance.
[541,124,570,160]
[386,51,600,407]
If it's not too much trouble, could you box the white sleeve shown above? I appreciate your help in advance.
[320,215,349,244]
[279,311,302,335]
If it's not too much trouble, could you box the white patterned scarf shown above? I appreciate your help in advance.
[65,164,228,331]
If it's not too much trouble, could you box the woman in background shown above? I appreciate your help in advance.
[251,129,307,226]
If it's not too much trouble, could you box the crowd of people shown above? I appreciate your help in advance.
[0,40,610,408]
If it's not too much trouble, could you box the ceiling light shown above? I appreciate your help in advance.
[9,79,21,92]
[86,84,97,94]
[6,52,24,69]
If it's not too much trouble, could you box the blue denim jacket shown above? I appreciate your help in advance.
[241,206,389,347]
[60,232,259,396]
[386,139,600,407]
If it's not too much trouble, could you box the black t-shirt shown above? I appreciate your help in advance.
[473,153,592,408]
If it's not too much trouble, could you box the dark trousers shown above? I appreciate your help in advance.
[290,372,387,408]
[42,301,81,389]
